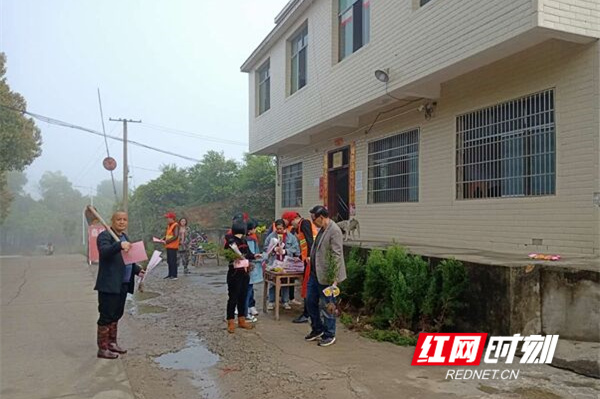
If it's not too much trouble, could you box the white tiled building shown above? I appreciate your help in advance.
[242,0,600,256]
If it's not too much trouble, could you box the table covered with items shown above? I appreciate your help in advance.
[262,257,305,321]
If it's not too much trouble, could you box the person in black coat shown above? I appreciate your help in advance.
[94,211,144,359]
[224,219,261,333]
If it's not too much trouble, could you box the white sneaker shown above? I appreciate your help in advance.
[283,302,291,310]
[290,299,303,306]
[267,302,274,311]
[246,315,258,323]
[234,308,238,316]
[249,306,259,316]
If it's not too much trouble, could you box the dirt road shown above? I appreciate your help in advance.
[1,254,597,399]
[115,259,600,399]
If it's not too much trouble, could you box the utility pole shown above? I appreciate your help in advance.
[109,118,141,213]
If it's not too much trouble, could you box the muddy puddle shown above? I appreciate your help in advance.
[134,291,161,301]
[127,291,167,315]
[155,333,220,398]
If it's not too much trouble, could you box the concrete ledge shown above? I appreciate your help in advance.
[552,340,600,379]
[343,243,600,342]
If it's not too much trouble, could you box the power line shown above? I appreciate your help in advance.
[130,165,162,173]
[73,141,108,183]
[97,89,119,201]
[140,122,248,146]
[0,104,201,162]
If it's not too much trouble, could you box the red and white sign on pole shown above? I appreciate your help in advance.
[88,225,105,263]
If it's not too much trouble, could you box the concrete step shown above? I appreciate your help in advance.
[551,339,600,379]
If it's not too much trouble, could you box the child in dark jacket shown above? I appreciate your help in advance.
[225,219,261,333]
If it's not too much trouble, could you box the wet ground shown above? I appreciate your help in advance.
[114,260,600,399]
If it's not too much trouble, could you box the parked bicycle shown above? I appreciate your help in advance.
[187,228,217,259]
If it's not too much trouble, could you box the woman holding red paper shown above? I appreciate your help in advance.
[94,211,145,359]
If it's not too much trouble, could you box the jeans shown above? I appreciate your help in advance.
[167,248,178,277]
[245,284,255,315]
[227,268,249,320]
[306,274,337,339]
[97,283,129,326]
[268,286,289,304]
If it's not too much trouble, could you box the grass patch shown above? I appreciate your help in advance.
[339,312,417,347]
[340,313,353,327]
[361,329,418,346]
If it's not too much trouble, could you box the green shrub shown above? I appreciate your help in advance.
[402,254,430,316]
[325,247,340,285]
[370,307,394,329]
[422,258,468,331]
[340,247,366,308]
[390,269,414,328]
[363,249,388,308]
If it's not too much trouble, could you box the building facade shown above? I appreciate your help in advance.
[242,0,600,255]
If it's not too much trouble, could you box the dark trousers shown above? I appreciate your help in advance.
[97,283,129,326]
[227,268,249,320]
[167,248,178,277]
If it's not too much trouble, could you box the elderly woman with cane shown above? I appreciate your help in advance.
[94,210,145,359]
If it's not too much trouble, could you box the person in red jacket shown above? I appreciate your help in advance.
[286,212,318,323]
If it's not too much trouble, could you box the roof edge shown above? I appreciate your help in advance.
[240,0,310,73]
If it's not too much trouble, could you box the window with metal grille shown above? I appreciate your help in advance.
[456,89,555,200]
[368,129,419,203]
[282,163,303,207]
[257,60,270,115]
[290,25,308,95]
[338,0,370,61]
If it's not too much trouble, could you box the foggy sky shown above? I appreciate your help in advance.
[1,0,288,198]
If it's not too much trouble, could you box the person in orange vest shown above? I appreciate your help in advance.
[285,212,318,323]
[163,212,180,280]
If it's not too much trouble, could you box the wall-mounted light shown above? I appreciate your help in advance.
[374,69,390,83]
[418,102,437,120]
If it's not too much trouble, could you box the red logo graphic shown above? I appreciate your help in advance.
[411,333,488,366]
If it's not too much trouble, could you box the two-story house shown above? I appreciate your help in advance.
[242,0,600,256]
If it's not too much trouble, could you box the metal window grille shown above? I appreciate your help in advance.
[257,61,270,114]
[368,129,419,203]
[282,163,303,207]
[456,89,555,200]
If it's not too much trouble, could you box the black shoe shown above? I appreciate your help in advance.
[318,336,336,347]
[293,315,309,324]
[304,331,323,341]
[163,276,172,279]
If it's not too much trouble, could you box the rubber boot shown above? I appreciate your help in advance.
[238,316,254,330]
[108,322,127,354]
[97,325,119,359]
[227,319,236,333]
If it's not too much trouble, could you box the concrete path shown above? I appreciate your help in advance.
[0,254,134,399]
